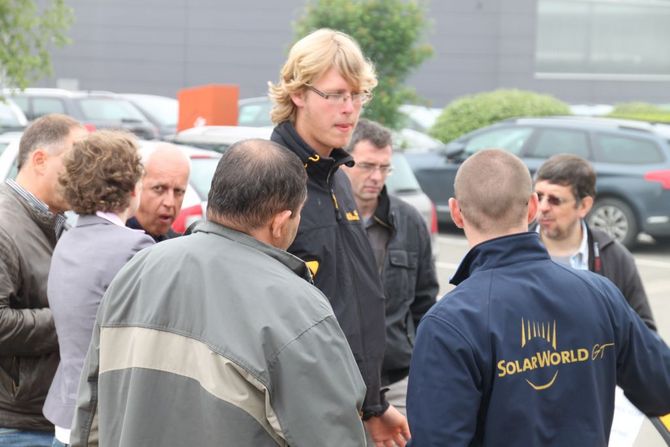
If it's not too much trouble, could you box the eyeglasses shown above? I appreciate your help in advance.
[305,85,372,106]
[355,162,393,175]
[537,192,573,207]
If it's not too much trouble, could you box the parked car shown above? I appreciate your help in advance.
[0,133,219,234]
[238,96,273,127]
[404,117,670,248]
[5,88,159,140]
[120,94,178,139]
[0,133,20,180]
[386,152,439,252]
[0,99,28,134]
[171,125,273,152]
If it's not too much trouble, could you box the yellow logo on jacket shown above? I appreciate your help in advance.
[496,318,614,391]
[345,210,360,221]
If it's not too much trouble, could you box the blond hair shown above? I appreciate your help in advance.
[268,28,377,124]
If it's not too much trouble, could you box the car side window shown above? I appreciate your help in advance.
[594,133,664,164]
[528,129,590,159]
[465,127,533,155]
[32,98,66,119]
[11,97,30,117]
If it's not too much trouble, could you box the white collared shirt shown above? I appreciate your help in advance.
[538,220,589,271]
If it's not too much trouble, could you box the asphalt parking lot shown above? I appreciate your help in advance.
[434,229,670,447]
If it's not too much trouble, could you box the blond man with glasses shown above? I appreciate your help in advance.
[270,29,410,446]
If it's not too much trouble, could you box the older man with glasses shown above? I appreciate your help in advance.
[343,118,438,420]
[534,153,655,330]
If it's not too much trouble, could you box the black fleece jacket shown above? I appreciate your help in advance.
[272,121,389,416]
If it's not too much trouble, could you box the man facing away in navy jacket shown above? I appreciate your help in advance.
[407,149,670,446]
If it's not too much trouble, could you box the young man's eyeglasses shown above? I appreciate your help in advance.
[355,162,393,175]
[537,192,573,207]
[306,85,372,106]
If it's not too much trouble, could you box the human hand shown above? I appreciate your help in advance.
[364,404,410,447]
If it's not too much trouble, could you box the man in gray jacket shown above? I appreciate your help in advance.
[71,139,367,447]
[0,114,86,446]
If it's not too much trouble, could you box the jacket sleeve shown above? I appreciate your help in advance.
[269,314,367,447]
[407,315,482,447]
[70,319,101,447]
[0,227,57,356]
[615,247,656,331]
[409,220,439,329]
[608,280,670,416]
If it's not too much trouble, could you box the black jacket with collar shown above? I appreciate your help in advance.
[587,225,656,331]
[271,121,388,416]
[533,221,656,331]
[372,188,439,386]
[126,216,181,242]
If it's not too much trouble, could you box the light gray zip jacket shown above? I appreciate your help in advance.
[70,221,366,446]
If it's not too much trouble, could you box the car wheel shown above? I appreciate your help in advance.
[587,198,638,248]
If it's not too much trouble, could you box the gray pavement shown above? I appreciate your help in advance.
[433,230,670,447]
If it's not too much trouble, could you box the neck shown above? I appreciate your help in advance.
[293,119,333,158]
[464,225,528,248]
[115,207,134,224]
[540,224,583,257]
[15,170,55,211]
[355,197,378,220]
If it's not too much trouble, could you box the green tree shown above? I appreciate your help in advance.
[294,0,432,129]
[0,0,73,91]
[430,89,570,143]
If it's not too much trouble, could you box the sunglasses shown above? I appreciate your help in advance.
[537,192,573,207]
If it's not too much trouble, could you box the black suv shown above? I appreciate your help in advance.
[405,117,670,248]
[7,88,159,140]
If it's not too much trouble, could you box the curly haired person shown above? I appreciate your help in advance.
[43,130,154,446]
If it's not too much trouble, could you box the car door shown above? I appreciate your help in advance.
[406,126,535,224]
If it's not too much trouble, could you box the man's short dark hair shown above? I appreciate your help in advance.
[345,118,392,152]
[18,114,82,171]
[535,154,596,201]
[207,139,307,229]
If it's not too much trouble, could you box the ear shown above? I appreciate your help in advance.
[577,195,594,218]
[31,149,48,175]
[290,90,306,108]
[270,209,293,240]
[527,192,539,224]
[448,198,465,229]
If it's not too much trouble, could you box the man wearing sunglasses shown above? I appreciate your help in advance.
[269,29,410,446]
[534,154,655,330]
[343,119,438,418]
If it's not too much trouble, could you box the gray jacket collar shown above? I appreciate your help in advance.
[194,220,313,282]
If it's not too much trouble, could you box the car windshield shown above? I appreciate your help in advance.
[190,156,220,198]
[128,95,178,127]
[78,98,148,122]
[238,100,273,127]
[386,153,422,193]
[0,103,23,127]
[0,142,8,155]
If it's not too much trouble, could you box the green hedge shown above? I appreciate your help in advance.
[608,102,670,124]
[429,89,570,143]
